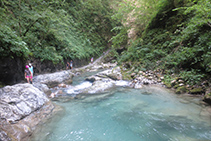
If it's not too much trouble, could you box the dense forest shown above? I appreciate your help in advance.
[0,0,211,96]
[0,0,119,63]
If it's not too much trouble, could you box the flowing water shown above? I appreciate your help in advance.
[32,71,211,141]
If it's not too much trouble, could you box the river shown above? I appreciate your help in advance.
[31,71,211,141]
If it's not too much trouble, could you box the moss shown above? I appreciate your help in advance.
[189,88,204,94]
[0,82,5,88]
[207,92,211,96]
[176,86,187,94]
[203,93,211,105]
[121,71,132,80]
[173,84,179,89]
[164,82,172,88]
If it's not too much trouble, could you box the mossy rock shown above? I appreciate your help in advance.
[121,71,132,80]
[164,82,172,88]
[173,84,179,89]
[203,92,211,105]
[176,86,187,94]
[189,88,204,94]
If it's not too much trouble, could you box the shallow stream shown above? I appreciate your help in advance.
[32,71,211,141]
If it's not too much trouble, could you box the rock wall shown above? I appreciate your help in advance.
[0,56,24,85]
[0,57,90,85]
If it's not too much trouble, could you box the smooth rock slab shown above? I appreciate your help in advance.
[33,70,74,87]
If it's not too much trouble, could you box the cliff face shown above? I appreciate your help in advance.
[0,56,24,85]
[0,56,90,85]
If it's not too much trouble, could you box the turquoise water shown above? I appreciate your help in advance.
[32,85,211,141]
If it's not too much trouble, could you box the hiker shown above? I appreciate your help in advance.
[70,60,73,69]
[66,62,70,70]
[29,63,33,76]
[28,63,33,83]
[91,57,93,64]
[25,65,32,84]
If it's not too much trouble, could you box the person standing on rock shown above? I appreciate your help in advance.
[70,60,73,69]
[91,57,93,64]
[29,63,33,76]
[25,65,32,84]
[29,63,33,83]
[66,62,70,70]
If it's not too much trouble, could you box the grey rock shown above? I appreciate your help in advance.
[0,83,49,122]
[33,70,74,87]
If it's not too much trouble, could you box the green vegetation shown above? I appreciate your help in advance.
[1,0,211,89]
[111,0,211,86]
[0,0,119,63]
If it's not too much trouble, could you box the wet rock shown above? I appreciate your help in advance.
[85,76,97,82]
[82,79,115,94]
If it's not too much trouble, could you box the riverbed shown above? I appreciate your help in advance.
[31,71,211,141]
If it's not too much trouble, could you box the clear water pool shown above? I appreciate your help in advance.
[31,85,211,141]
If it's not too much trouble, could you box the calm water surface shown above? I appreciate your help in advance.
[32,72,211,141]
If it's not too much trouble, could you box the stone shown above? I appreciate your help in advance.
[131,73,136,78]
[0,83,55,141]
[160,77,164,80]
[33,70,74,87]
[176,86,187,94]
[33,82,51,95]
[178,79,184,83]
[58,83,67,88]
[0,83,49,122]
[203,92,211,105]
[179,83,184,86]
[171,80,177,86]
[189,87,205,94]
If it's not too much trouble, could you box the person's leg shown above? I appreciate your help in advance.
[30,76,33,84]
[26,77,30,83]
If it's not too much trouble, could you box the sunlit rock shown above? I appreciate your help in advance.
[0,83,55,141]
[33,70,74,87]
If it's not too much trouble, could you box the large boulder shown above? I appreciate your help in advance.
[0,83,49,122]
[82,79,116,94]
[86,67,122,82]
[77,67,128,94]
[33,70,74,87]
[0,83,55,141]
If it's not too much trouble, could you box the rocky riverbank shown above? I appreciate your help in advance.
[127,69,211,105]
[0,69,74,141]
[0,59,210,141]
[0,60,117,141]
